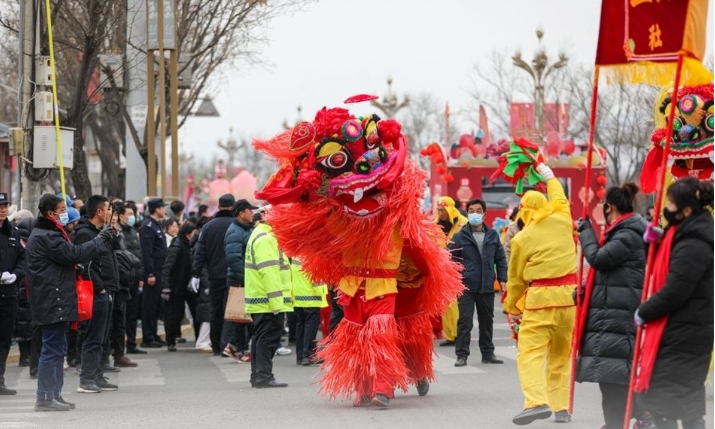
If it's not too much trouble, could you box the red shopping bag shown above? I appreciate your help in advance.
[76,276,94,322]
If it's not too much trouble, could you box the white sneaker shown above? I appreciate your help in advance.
[275,346,292,356]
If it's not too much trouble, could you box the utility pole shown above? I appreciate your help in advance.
[19,0,41,212]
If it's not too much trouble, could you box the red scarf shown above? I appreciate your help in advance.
[48,216,72,243]
[574,213,635,355]
[634,225,677,392]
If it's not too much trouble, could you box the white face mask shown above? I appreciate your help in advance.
[58,212,70,226]
[127,215,136,227]
[468,213,484,226]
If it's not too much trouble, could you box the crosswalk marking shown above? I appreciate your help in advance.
[114,358,164,386]
[208,356,251,383]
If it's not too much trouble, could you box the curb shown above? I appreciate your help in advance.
[7,324,194,364]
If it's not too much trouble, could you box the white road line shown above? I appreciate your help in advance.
[114,358,164,386]
[209,356,251,383]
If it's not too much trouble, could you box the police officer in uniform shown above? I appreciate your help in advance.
[0,192,26,395]
[139,198,168,348]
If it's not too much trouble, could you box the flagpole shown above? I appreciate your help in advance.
[569,65,600,415]
[622,51,685,429]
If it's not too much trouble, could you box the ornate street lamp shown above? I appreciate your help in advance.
[370,77,409,119]
[217,127,242,173]
[512,29,568,139]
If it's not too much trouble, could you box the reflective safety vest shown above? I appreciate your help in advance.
[244,223,293,314]
[290,259,328,308]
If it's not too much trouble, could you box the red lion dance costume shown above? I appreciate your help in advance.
[254,97,463,407]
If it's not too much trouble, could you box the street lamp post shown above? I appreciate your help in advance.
[512,29,568,140]
[370,77,409,119]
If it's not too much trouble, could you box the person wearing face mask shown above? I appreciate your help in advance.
[448,198,508,368]
[505,164,577,425]
[574,182,650,429]
[633,177,713,429]
[118,204,146,355]
[162,222,198,351]
[27,193,114,411]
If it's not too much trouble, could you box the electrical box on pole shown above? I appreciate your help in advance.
[32,126,74,169]
[34,56,52,87]
[34,91,54,122]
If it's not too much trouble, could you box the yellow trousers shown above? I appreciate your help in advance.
[441,301,459,341]
[516,306,574,411]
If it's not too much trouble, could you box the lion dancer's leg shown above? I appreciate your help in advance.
[395,287,435,397]
[316,290,408,408]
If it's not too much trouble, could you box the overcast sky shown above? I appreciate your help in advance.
[179,0,714,161]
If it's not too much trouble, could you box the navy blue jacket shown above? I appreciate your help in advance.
[191,210,233,282]
[0,219,26,299]
[140,217,168,280]
[448,224,507,293]
[224,219,253,286]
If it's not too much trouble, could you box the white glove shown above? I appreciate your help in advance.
[634,309,645,327]
[189,277,201,293]
[536,163,555,181]
[0,272,15,284]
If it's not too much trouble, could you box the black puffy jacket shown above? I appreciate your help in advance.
[73,218,119,293]
[191,210,233,283]
[162,236,193,295]
[576,214,646,385]
[637,210,714,419]
[26,216,105,326]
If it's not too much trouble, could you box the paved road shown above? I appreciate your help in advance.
[2,306,712,429]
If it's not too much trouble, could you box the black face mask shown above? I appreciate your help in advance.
[663,208,682,225]
[603,204,611,225]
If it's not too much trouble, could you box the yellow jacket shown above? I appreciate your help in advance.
[505,178,577,314]
[338,226,403,300]
[291,259,328,308]
[245,223,294,314]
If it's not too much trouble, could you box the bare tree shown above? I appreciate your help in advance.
[563,64,658,184]
[467,50,532,137]
[398,93,442,154]
[0,0,313,199]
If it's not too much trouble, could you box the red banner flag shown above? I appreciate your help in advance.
[595,0,712,85]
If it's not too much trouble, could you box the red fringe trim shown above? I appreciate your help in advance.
[396,313,435,386]
[316,315,408,401]
[265,163,464,317]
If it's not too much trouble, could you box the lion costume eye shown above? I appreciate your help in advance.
[321,151,349,170]
[363,116,380,149]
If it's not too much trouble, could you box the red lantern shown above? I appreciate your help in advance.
[596,188,606,200]
[546,140,560,158]
[596,175,607,186]
[560,140,576,156]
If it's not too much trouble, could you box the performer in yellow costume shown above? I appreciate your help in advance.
[505,163,577,426]
[435,196,468,347]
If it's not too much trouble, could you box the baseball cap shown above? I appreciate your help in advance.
[232,199,259,214]
[0,192,9,205]
[218,194,236,208]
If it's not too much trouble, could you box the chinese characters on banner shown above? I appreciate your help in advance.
[596,0,711,85]
[595,0,707,66]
